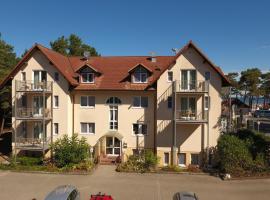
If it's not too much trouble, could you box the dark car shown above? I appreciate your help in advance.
[173,192,199,200]
[45,185,80,200]
[254,110,270,118]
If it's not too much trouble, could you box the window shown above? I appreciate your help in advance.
[168,96,172,108]
[133,123,147,136]
[81,73,94,83]
[178,153,186,166]
[106,97,121,105]
[191,154,199,165]
[205,71,211,81]
[21,72,26,81]
[181,70,196,90]
[109,105,118,130]
[54,123,59,135]
[80,96,95,107]
[80,123,95,134]
[167,71,173,82]
[54,72,59,81]
[54,96,59,108]
[21,95,27,107]
[204,96,210,110]
[132,96,148,108]
[164,153,169,166]
[132,67,148,83]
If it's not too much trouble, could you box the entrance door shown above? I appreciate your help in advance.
[106,137,121,156]
[33,96,44,116]
[181,70,196,90]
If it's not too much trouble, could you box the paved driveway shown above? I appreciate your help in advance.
[0,165,269,200]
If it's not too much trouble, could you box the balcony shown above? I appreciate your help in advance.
[173,80,209,93]
[175,110,208,123]
[16,137,51,150]
[15,80,53,93]
[16,107,52,120]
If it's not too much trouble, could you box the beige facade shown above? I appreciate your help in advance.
[10,43,225,167]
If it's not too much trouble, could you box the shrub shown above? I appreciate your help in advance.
[116,150,159,173]
[51,134,90,168]
[217,134,253,174]
[17,156,43,166]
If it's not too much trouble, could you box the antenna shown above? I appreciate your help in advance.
[171,48,178,55]
[83,51,91,60]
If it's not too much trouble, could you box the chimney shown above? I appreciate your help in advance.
[83,51,91,61]
[149,52,157,62]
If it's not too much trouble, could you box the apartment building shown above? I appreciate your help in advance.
[0,41,230,166]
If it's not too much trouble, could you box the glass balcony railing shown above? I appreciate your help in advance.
[175,110,208,122]
[16,107,51,119]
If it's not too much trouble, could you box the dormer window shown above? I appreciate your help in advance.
[132,66,148,83]
[81,72,94,83]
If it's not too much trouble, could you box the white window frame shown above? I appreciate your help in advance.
[204,96,210,110]
[54,95,59,108]
[21,71,26,81]
[180,69,197,91]
[167,71,173,82]
[132,96,148,108]
[132,123,147,136]
[132,67,148,83]
[80,96,95,108]
[80,122,95,135]
[178,153,186,167]
[53,123,59,135]
[81,73,94,83]
[109,105,118,130]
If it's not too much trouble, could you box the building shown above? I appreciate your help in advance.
[0,40,230,166]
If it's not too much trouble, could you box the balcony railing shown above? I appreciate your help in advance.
[173,80,209,93]
[175,110,208,122]
[16,107,51,119]
[16,137,51,149]
[15,80,53,92]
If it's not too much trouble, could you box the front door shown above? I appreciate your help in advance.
[106,136,121,156]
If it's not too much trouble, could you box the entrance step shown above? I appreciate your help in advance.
[99,156,119,165]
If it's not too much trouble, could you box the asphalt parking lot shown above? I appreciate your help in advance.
[0,165,269,200]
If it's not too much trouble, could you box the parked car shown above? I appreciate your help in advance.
[173,192,199,200]
[254,110,270,118]
[90,192,113,200]
[45,185,80,200]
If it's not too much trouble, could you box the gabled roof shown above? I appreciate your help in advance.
[128,63,153,73]
[0,41,230,90]
[75,63,100,74]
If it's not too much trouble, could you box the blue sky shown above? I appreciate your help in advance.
[0,0,270,73]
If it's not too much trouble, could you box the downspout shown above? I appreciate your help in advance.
[153,90,157,154]
[72,94,75,135]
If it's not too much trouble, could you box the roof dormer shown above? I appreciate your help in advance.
[77,64,100,84]
[128,64,152,84]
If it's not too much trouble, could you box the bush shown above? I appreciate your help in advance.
[16,156,43,166]
[116,150,159,173]
[51,134,90,168]
[217,134,253,174]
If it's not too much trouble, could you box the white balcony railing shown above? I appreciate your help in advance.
[173,80,209,93]
[16,107,51,119]
[15,80,53,92]
[175,110,208,122]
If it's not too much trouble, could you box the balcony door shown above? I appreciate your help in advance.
[33,70,47,90]
[33,96,44,116]
[180,97,196,119]
[181,70,196,90]
[33,122,42,139]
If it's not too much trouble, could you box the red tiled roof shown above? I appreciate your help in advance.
[0,41,230,90]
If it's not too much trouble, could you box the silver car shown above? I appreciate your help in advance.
[173,192,199,200]
[45,185,80,200]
